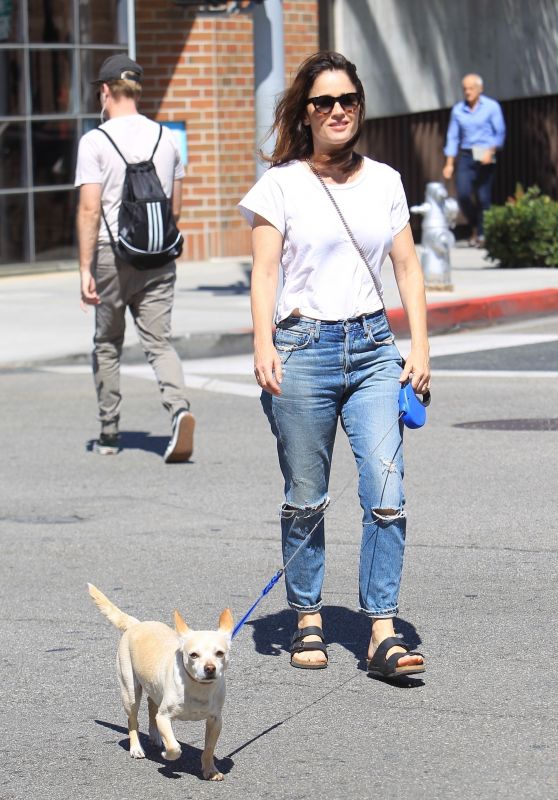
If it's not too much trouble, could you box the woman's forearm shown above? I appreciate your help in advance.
[397,265,429,348]
[250,218,283,345]
[251,263,278,346]
[390,225,429,348]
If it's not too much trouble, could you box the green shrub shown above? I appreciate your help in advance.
[484,185,558,267]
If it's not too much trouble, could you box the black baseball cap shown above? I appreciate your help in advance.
[92,54,143,85]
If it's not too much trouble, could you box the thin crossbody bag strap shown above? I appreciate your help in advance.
[306,159,387,317]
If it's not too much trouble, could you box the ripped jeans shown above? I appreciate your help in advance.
[261,311,406,618]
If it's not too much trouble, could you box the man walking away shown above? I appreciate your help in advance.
[75,55,195,462]
[442,73,506,247]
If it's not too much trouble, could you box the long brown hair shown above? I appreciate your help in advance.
[264,51,365,170]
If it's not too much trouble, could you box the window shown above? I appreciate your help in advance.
[32,119,78,186]
[0,0,130,267]
[0,50,25,115]
[34,189,76,259]
[0,122,27,189]
[29,49,74,114]
[0,194,28,262]
[27,0,74,43]
[0,0,24,44]
[79,0,128,45]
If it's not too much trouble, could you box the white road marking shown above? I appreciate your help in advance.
[131,366,260,397]
[433,370,558,379]
[39,328,558,396]
[40,362,261,397]
[397,332,558,357]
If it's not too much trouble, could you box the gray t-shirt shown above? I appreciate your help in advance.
[75,114,185,245]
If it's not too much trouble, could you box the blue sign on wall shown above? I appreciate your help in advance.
[161,121,188,166]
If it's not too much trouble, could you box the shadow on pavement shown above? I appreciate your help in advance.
[86,431,171,457]
[180,280,250,296]
[247,605,423,662]
[94,719,233,779]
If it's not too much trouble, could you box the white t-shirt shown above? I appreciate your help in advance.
[238,157,409,322]
[74,114,185,245]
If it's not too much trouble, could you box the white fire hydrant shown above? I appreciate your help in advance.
[410,182,459,290]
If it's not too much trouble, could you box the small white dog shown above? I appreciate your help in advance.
[88,584,233,781]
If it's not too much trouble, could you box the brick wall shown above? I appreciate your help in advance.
[135,0,319,260]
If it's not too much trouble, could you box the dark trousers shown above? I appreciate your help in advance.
[455,151,496,237]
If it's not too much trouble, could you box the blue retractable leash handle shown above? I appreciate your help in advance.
[232,386,432,639]
[399,382,431,429]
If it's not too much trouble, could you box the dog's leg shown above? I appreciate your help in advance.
[148,697,162,748]
[117,648,145,758]
[125,682,145,759]
[155,712,181,761]
[201,715,224,781]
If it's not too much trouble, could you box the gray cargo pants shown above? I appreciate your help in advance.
[92,245,188,434]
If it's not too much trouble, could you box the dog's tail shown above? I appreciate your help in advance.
[87,584,140,631]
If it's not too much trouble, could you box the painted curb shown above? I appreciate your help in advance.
[6,289,558,369]
[387,288,558,336]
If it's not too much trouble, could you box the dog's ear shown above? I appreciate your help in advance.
[218,608,234,634]
[174,609,190,636]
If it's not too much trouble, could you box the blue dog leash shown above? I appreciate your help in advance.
[231,384,431,640]
[232,570,283,639]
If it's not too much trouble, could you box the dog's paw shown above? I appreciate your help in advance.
[203,768,224,782]
[149,727,163,748]
[129,744,146,759]
[202,760,224,781]
[162,746,182,761]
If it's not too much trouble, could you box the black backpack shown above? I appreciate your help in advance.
[98,125,183,269]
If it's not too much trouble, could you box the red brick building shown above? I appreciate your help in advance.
[138,1,320,261]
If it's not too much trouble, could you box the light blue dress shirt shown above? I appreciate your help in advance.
[444,95,506,157]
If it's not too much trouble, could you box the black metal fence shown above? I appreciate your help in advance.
[360,93,558,237]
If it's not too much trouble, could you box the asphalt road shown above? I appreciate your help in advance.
[1,317,557,800]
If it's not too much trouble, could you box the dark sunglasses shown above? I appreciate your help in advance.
[307,92,360,115]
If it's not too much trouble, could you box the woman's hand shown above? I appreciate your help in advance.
[399,346,430,393]
[254,340,283,396]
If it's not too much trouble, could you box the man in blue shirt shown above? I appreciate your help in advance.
[443,74,506,246]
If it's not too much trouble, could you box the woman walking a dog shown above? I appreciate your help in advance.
[239,52,429,677]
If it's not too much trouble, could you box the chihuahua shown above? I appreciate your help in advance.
[88,583,233,781]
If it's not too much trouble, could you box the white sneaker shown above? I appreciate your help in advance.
[93,433,121,455]
[164,409,195,463]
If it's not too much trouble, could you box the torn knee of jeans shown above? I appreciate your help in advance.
[372,506,406,522]
[280,496,330,519]
[380,457,399,475]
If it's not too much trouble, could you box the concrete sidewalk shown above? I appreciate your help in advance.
[1,245,558,367]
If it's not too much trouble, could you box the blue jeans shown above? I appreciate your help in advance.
[261,311,406,618]
[455,150,496,237]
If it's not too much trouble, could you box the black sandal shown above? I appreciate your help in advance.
[290,626,328,670]
[367,636,425,679]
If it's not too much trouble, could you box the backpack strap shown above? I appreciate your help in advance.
[95,130,122,251]
[100,204,118,252]
[150,124,164,160]
[98,124,163,164]
[97,127,129,165]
